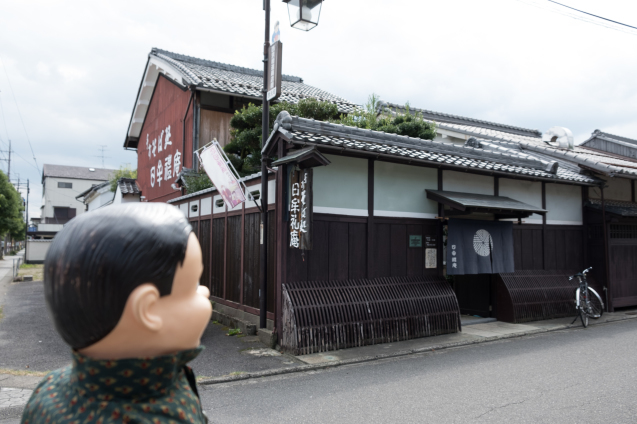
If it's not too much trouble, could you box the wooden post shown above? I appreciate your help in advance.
[601,186,612,312]
[275,139,286,338]
[367,159,375,279]
[542,182,547,270]
[632,180,635,203]
[438,168,444,277]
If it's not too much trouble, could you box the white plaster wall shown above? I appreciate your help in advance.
[374,161,438,218]
[200,197,212,216]
[313,154,368,216]
[26,240,52,262]
[442,170,494,195]
[43,177,108,220]
[87,190,114,211]
[179,203,188,217]
[189,200,200,218]
[213,194,225,214]
[546,183,582,225]
[499,178,543,224]
[588,176,632,201]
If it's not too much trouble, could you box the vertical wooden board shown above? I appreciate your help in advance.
[199,219,212,290]
[348,223,367,279]
[374,224,391,277]
[544,229,557,269]
[513,228,524,269]
[226,216,242,303]
[190,221,199,239]
[200,109,233,147]
[267,211,276,313]
[286,242,308,283]
[390,224,407,277]
[532,229,543,270]
[554,229,567,269]
[308,220,329,281]
[243,213,260,309]
[329,222,349,280]
[521,229,534,270]
[211,218,225,299]
[406,224,423,276]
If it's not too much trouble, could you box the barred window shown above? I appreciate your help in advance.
[610,225,637,239]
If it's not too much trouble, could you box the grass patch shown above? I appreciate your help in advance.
[0,368,49,377]
[226,328,242,337]
[0,306,3,322]
[229,371,247,376]
[17,264,44,281]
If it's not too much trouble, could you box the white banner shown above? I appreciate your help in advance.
[198,142,245,209]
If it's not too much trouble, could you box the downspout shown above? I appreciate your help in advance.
[192,92,201,172]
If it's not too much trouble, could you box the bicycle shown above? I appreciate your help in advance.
[569,267,604,328]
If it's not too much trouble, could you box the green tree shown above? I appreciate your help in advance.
[0,171,25,241]
[184,95,436,192]
[109,165,138,192]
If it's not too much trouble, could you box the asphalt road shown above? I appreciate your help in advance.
[0,280,296,376]
[199,319,637,423]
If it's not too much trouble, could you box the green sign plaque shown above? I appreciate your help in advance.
[409,235,423,248]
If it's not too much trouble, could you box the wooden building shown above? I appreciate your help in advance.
[123,48,358,204]
[170,110,606,354]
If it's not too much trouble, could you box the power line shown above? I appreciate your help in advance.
[0,56,40,174]
[514,0,637,36]
[547,0,637,31]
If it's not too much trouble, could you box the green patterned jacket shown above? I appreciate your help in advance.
[21,347,207,424]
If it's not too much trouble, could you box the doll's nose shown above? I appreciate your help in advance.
[197,285,211,299]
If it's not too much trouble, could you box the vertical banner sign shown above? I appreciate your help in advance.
[267,41,283,101]
[425,235,437,269]
[289,167,312,250]
[198,143,245,209]
[446,220,514,275]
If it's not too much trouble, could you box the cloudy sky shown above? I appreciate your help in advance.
[1,0,636,220]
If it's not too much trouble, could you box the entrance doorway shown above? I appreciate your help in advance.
[453,274,494,318]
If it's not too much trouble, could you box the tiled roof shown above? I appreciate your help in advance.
[152,48,358,114]
[379,101,542,139]
[118,178,140,195]
[586,199,637,216]
[584,130,637,147]
[270,113,597,184]
[167,170,274,203]
[42,164,116,182]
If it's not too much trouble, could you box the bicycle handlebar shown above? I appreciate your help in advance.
[569,267,592,280]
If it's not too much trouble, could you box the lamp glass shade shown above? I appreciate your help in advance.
[286,0,322,31]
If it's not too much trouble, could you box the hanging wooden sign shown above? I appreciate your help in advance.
[288,167,312,250]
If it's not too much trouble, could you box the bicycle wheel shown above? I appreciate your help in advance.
[587,288,604,319]
[577,291,589,327]
[579,307,589,328]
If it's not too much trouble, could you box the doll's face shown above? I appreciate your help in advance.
[152,233,212,351]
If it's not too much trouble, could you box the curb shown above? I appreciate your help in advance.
[198,313,637,386]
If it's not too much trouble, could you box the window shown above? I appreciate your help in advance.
[58,182,73,189]
[610,225,637,239]
[52,207,77,224]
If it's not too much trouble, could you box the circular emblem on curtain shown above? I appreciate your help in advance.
[473,229,493,257]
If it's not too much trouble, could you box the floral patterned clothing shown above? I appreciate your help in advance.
[21,347,207,424]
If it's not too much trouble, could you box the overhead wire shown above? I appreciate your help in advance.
[513,0,637,36]
[0,56,41,174]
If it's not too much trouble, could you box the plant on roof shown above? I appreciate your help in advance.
[109,165,137,192]
[226,98,340,176]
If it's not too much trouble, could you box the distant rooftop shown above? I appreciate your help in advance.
[42,164,116,182]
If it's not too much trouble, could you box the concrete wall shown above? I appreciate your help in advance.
[313,154,368,216]
[87,189,114,211]
[43,176,108,221]
[26,240,52,264]
[374,161,438,218]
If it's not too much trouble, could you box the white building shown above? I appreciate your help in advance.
[76,178,141,211]
[35,164,116,238]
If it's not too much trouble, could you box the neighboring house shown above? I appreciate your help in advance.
[123,47,358,204]
[380,102,637,310]
[34,164,116,239]
[76,178,141,211]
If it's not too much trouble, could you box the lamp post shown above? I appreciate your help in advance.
[260,0,324,330]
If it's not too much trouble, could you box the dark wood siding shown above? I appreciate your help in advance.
[211,218,225,299]
[199,219,211,290]
[513,225,584,272]
[226,215,242,303]
[243,213,260,308]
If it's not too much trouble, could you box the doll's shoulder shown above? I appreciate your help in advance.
[20,366,73,423]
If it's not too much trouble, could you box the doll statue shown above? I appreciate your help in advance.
[21,203,212,423]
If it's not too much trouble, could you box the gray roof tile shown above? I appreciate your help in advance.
[42,164,116,181]
[153,48,358,114]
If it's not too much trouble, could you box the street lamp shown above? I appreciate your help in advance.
[283,0,323,31]
[259,0,324,331]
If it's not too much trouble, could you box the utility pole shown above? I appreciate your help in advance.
[0,139,11,179]
[260,0,271,329]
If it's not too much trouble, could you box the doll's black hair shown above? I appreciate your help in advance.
[44,202,192,350]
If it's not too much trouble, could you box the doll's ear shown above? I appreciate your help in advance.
[129,283,163,332]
